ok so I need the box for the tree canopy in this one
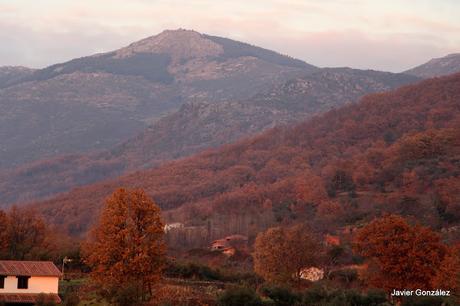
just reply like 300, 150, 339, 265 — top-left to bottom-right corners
353, 215, 447, 291
0, 207, 47, 260
84, 188, 166, 301
253, 224, 321, 284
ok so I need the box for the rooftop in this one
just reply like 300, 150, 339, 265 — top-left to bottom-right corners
0, 261, 61, 277
0, 293, 61, 304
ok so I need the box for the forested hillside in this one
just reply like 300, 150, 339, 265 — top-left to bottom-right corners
0, 66, 35, 88
2, 2, 459, 305
27, 73, 460, 243
0, 68, 418, 205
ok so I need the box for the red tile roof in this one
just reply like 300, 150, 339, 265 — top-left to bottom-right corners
0, 261, 61, 277
325, 234, 341, 246
0, 293, 61, 304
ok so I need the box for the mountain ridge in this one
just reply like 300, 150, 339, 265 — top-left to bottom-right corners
0, 67, 419, 205
0, 29, 314, 169
22, 73, 460, 239
405, 53, 460, 78
0, 66, 35, 88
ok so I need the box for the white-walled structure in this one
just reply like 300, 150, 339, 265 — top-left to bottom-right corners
0, 261, 61, 304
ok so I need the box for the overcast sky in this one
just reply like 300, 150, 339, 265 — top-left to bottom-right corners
0, 0, 459, 72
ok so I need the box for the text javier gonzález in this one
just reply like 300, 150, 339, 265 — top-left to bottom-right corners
391, 289, 450, 297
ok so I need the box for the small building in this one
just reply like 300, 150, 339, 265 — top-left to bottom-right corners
164, 222, 184, 233
299, 267, 324, 282
210, 234, 248, 252
324, 234, 341, 246
0, 261, 61, 305
222, 247, 236, 257
210, 240, 227, 251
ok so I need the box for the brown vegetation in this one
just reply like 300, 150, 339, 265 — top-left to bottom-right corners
432, 245, 460, 302
0, 207, 46, 260
353, 215, 447, 291
27, 73, 460, 250
253, 224, 321, 284
83, 188, 166, 302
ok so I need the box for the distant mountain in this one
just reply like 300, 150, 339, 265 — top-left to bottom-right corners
0, 66, 35, 88
0, 29, 314, 169
26, 73, 460, 240
112, 68, 419, 169
405, 53, 460, 78
0, 67, 419, 206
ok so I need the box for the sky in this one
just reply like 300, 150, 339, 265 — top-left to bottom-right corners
0, 0, 459, 72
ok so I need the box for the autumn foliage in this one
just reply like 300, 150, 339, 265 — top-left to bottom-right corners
83, 188, 166, 301
0, 207, 48, 260
26, 73, 460, 250
253, 224, 321, 284
353, 215, 447, 291
432, 245, 460, 301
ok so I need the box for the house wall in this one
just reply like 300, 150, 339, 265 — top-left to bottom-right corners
0, 276, 59, 294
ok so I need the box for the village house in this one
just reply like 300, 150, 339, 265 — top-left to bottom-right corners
163, 222, 184, 233
0, 261, 61, 305
324, 234, 341, 246
299, 267, 325, 282
222, 247, 236, 257
210, 234, 248, 255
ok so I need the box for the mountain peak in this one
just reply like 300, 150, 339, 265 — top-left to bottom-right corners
115, 28, 224, 61
157, 28, 200, 36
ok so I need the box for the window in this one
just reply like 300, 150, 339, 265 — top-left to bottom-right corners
17, 276, 30, 289
0, 275, 5, 289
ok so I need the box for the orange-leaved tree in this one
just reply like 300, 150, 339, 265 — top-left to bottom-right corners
84, 188, 166, 302
432, 245, 460, 302
353, 215, 447, 292
253, 223, 321, 284
0, 210, 8, 255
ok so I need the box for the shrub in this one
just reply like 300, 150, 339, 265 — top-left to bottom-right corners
165, 262, 222, 281
35, 294, 57, 306
224, 271, 263, 286
328, 290, 386, 305
302, 283, 330, 304
362, 289, 387, 305
103, 282, 144, 306
165, 261, 262, 285
303, 285, 388, 306
328, 268, 358, 284
402, 296, 450, 306
63, 291, 80, 306
260, 284, 301, 306
218, 286, 263, 306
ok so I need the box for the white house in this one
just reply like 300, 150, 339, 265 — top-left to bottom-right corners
299, 267, 324, 282
164, 222, 184, 233
0, 261, 61, 305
